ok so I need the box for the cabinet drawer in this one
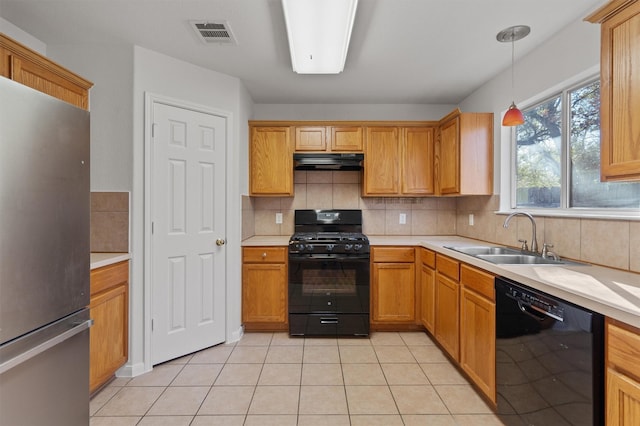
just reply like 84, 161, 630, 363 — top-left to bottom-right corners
460, 264, 494, 301
372, 246, 415, 263
243, 247, 286, 263
436, 254, 459, 281
90, 261, 129, 296
420, 248, 436, 268
608, 319, 640, 381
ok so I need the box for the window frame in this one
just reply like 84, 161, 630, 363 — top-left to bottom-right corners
500, 70, 640, 220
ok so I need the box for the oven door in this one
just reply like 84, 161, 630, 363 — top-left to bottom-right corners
288, 254, 369, 315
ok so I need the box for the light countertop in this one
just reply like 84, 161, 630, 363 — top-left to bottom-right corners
242, 234, 640, 328
91, 252, 131, 270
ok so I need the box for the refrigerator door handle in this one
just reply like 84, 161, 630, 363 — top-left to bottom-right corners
0, 319, 93, 374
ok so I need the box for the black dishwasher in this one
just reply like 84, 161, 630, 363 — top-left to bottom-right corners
495, 277, 604, 426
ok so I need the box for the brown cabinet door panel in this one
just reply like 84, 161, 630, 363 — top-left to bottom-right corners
372, 262, 415, 323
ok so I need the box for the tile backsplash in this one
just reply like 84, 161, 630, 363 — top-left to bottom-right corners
243, 171, 457, 237
456, 195, 639, 273
91, 191, 129, 252
244, 181, 639, 273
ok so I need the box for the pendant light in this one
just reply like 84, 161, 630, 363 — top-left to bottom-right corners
497, 25, 530, 126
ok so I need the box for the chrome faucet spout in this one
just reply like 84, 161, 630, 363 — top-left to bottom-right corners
503, 212, 538, 253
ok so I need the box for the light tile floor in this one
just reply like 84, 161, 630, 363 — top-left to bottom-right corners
90, 331, 505, 425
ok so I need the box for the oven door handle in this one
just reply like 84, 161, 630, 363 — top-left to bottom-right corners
320, 317, 339, 324
289, 254, 369, 261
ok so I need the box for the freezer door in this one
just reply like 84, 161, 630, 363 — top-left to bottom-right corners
0, 309, 91, 426
0, 78, 90, 344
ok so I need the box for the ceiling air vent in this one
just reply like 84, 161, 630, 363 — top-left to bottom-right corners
190, 21, 237, 45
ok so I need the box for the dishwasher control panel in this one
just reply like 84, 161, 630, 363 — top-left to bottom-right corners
504, 283, 565, 321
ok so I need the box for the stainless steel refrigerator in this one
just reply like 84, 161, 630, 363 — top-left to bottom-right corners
0, 77, 91, 425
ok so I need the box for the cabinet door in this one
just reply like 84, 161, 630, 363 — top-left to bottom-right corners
363, 127, 400, 195
607, 367, 640, 425
435, 273, 459, 360
599, 4, 640, 181
402, 127, 434, 195
437, 117, 460, 195
372, 262, 415, 323
242, 263, 287, 323
295, 126, 327, 151
460, 287, 496, 403
419, 261, 436, 333
331, 126, 363, 152
89, 283, 128, 392
249, 126, 293, 196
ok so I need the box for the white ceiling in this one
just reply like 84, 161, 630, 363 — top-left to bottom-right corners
0, 0, 605, 105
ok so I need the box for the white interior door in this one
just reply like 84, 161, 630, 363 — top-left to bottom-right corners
151, 101, 226, 365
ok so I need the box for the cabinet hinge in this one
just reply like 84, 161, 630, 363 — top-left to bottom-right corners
151, 318, 154, 331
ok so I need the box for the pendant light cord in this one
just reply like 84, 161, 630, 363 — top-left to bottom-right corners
511, 33, 515, 103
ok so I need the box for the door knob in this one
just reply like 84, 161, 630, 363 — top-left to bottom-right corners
216, 238, 226, 246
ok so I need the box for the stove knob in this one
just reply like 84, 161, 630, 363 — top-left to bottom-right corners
296, 243, 305, 251
344, 244, 353, 251
354, 244, 362, 251
327, 244, 335, 252
306, 245, 314, 251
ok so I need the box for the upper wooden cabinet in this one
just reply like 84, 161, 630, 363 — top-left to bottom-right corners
436, 109, 493, 195
586, 1, 640, 181
0, 33, 93, 110
295, 125, 363, 152
249, 125, 294, 196
363, 125, 435, 196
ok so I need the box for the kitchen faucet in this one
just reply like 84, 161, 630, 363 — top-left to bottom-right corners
503, 212, 538, 253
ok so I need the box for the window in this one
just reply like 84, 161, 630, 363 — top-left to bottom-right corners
513, 78, 640, 211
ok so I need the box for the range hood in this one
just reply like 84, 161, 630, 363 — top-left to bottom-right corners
293, 153, 364, 171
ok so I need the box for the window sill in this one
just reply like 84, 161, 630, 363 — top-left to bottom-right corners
496, 209, 640, 221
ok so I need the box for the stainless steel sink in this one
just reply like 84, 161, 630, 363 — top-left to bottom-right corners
444, 245, 585, 265
475, 253, 564, 265
445, 246, 522, 256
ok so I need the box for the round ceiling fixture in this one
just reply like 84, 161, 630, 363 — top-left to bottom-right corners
496, 25, 531, 43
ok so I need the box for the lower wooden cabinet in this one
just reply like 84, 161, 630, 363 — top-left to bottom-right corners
459, 264, 496, 404
242, 247, 287, 330
371, 247, 416, 325
606, 318, 640, 425
89, 260, 129, 393
419, 248, 436, 333
434, 254, 460, 361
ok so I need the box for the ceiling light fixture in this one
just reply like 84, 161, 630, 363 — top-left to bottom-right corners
282, 0, 358, 74
497, 25, 530, 126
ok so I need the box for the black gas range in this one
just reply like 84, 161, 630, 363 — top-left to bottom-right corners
288, 210, 370, 337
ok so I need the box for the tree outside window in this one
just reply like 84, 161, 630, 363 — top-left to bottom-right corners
514, 79, 640, 210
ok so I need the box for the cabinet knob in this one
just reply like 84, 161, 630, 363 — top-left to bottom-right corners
261, 252, 267, 258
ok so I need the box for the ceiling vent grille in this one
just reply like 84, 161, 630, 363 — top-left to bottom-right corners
190, 21, 237, 45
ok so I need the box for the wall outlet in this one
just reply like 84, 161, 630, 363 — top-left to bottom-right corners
275, 212, 283, 224
468, 213, 474, 226
399, 213, 407, 224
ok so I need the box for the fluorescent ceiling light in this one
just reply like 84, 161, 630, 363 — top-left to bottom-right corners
282, 0, 358, 74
